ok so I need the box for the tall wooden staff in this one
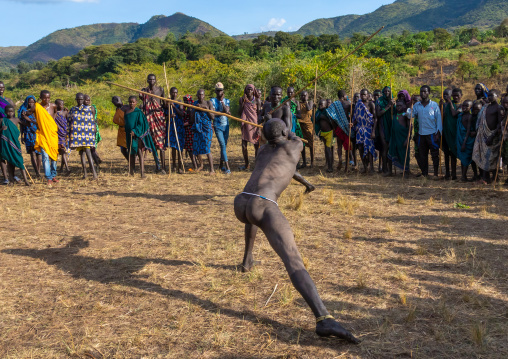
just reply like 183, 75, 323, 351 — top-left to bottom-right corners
391, 77, 396, 175
494, 119, 508, 184
402, 103, 414, 180
312, 65, 317, 161
163, 62, 185, 174
439, 65, 444, 175
346, 67, 354, 172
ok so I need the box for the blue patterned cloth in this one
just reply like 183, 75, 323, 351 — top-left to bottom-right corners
69, 105, 96, 148
354, 100, 377, 160
210, 97, 230, 131
192, 101, 213, 155
18, 95, 39, 152
456, 113, 475, 166
326, 100, 350, 134
169, 104, 185, 151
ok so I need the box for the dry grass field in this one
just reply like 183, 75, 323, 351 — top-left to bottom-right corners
1, 127, 507, 358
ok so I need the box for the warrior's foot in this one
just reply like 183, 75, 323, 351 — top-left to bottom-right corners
156, 169, 166, 175
336, 160, 342, 171
178, 168, 185, 174
460, 176, 468, 182
360, 167, 367, 174
141, 174, 147, 179
305, 184, 316, 194
382, 171, 393, 177
241, 260, 261, 272
297, 162, 307, 170
316, 318, 360, 344
206, 171, 216, 176
326, 167, 334, 173
24, 181, 31, 186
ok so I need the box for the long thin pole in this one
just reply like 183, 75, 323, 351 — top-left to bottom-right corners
108, 82, 263, 129
107, 81, 308, 144
25, 168, 35, 185
128, 133, 133, 176
402, 103, 414, 180
494, 119, 508, 184
269, 26, 385, 115
346, 67, 354, 172
391, 78, 396, 175
439, 65, 444, 176
163, 63, 185, 174
312, 65, 317, 162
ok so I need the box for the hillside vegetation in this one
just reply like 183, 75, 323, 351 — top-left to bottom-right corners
297, 0, 508, 37
6, 13, 225, 64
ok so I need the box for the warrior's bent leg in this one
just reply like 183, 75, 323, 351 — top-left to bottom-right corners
293, 171, 315, 193
242, 223, 259, 272
259, 208, 359, 344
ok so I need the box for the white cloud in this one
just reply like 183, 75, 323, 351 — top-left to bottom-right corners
260, 18, 286, 32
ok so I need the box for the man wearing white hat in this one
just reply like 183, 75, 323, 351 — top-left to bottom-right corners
210, 82, 231, 174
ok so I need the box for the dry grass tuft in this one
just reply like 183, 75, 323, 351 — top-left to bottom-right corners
426, 196, 435, 206
396, 195, 405, 204
471, 321, 488, 348
343, 229, 353, 240
338, 195, 358, 215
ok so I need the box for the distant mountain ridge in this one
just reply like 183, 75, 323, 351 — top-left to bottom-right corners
1, 1, 507, 67
4, 13, 225, 64
297, 0, 508, 37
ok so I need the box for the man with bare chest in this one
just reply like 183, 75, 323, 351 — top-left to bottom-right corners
140, 74, 167, 173
472, 89, 505, 183
234, 118, 358, 344
260, 87, 314, 191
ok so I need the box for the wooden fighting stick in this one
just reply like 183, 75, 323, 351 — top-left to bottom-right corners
493, 118, 508, 184
439, 65, 444, 176
402, 103, 414, 180
346, 67, 354, 173
163, 63, 185, 174
106, 82, 308, 144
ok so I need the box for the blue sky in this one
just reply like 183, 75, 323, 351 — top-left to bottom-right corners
1, 0, 394, 47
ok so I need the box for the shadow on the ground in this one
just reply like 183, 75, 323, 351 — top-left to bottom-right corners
2, 237, 356, 350
72, 190, 233, 205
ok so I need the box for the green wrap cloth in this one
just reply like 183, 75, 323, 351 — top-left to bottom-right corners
124, 108, 160, 166
443, 102, 458, 157
92, 104, 102, 144
1, 118, 25, 170
388, 113, 410, 171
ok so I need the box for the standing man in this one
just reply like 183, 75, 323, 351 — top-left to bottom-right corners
54, 99, 70, 175
296, 91, 314, 168
240, 84, 262, 170
441, 88, 462, 180
23, 90, 59, 186
68, 93, 97, 180
354, 89, 377, 173
192, 89, 215, 174
111, 96, 129, 161
413, 85, 442, 179
210, 82, 231, 174
140, 74, 167, 173
168, 87, 186, 174
282, 86, 300, 134
474, 83, 489, 105
376, 86, 396, 176
472, 89, 505, 184
327, 90, 351, 171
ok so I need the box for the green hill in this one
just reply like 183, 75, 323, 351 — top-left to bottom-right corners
297, 0, 508, 37
11, 13, 225, 64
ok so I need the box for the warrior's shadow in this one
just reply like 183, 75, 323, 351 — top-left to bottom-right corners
2, 237, 355, 348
